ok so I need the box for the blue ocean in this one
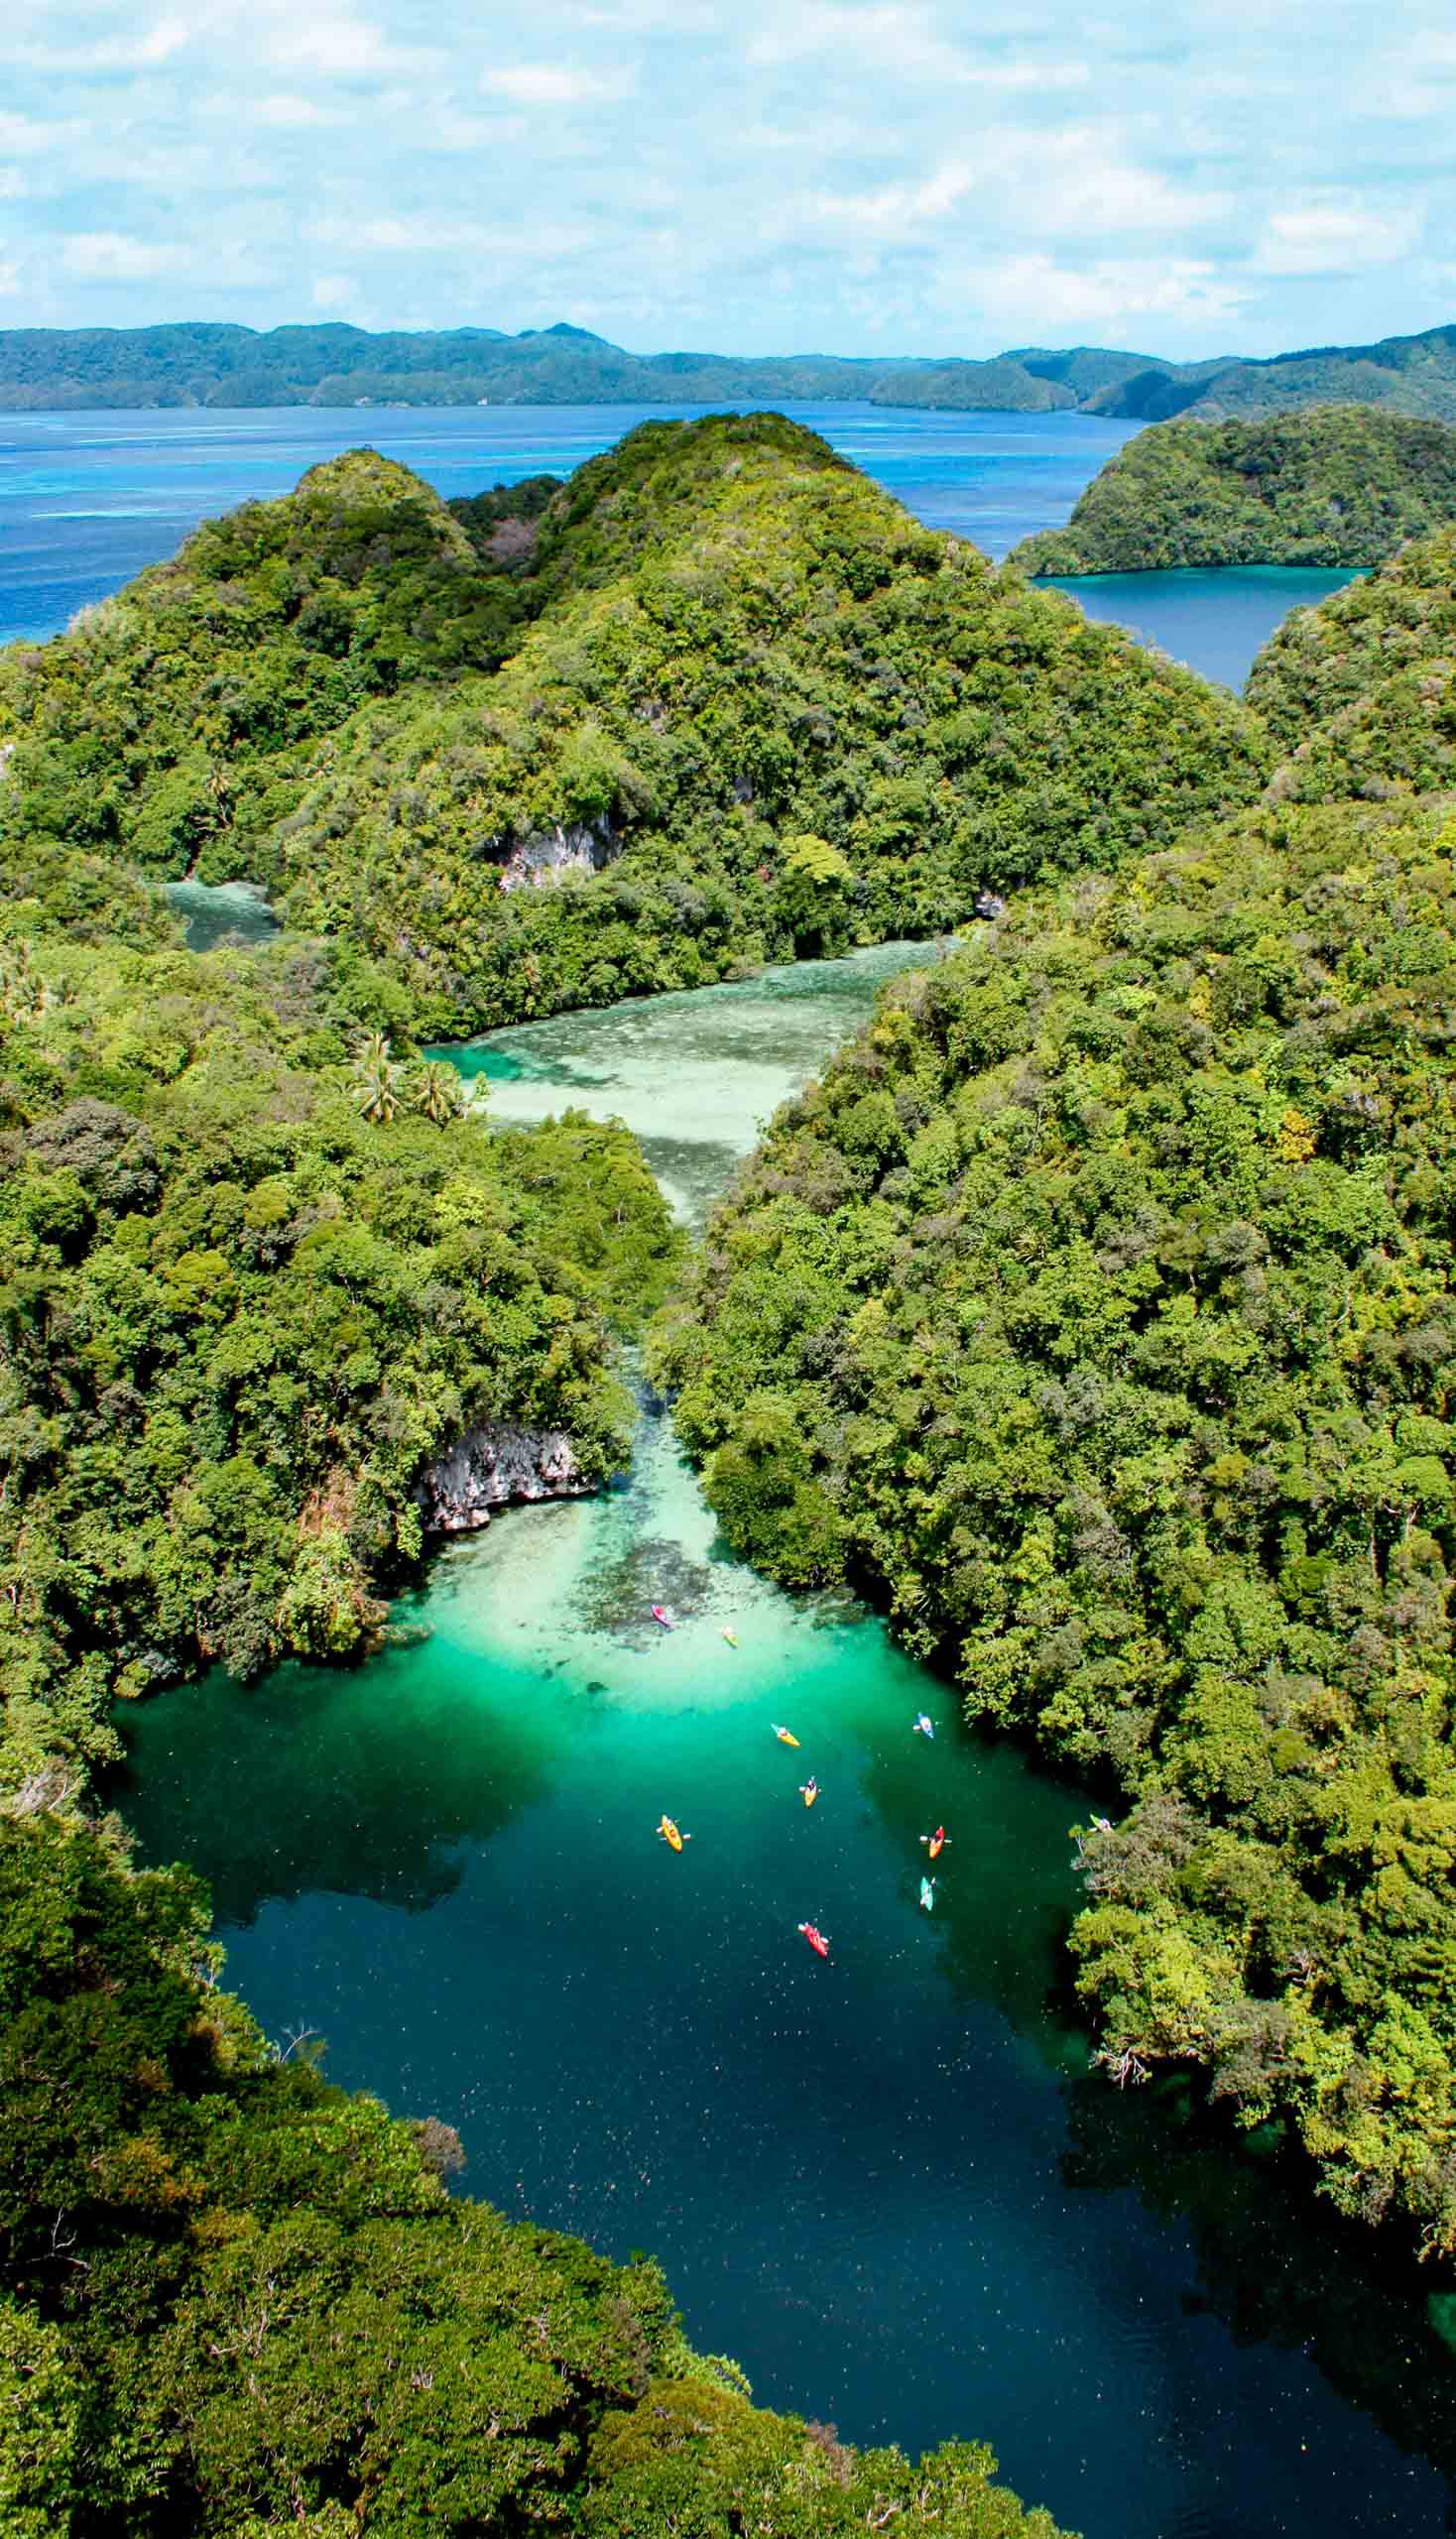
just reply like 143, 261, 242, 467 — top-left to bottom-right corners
0, 402, 1353, 686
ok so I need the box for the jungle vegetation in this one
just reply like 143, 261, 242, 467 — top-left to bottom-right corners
0, 909, 680, 1795
0, 1804, 1070, 2538
6, 403, 1456, 2522
0, 415, 1271, 1039
0, 449, 563, 894
653, 789, 1456, 2253
1011, 409, 1456, 576
1248, 522, 1456, 802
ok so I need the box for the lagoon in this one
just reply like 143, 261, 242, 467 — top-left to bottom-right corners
117, 946, 1456, 2539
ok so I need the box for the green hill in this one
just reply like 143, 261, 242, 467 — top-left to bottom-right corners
1248, 522, 1456, 799
867, 357, 1075, 412
654, 787, 1456, 2254
0, 449, 560, 886
0, 416, 1269, 1042
0, 917, 679, 1789
1011, 408, 1456, 575
0, 318, 939, 412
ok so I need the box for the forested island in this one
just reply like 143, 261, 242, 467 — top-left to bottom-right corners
6, 409, 1456, 2524
7, 311, 1456, 419
1010, 409, 1456, 574
0, 417, 1266, 1040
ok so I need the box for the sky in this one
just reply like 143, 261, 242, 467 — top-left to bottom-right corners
3, 0, 1454, 360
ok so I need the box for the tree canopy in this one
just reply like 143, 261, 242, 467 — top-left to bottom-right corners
0, 916, 679, 1797
1249, 521, 1456, 800
1012, 408, 1456, 577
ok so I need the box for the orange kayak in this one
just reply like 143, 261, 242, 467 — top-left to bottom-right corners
657, 1815, 688, 1852
921, 1826, 950, 1861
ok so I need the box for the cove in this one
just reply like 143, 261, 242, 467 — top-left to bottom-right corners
1048, 565, 1359, 694
116, 946, 1456, 2539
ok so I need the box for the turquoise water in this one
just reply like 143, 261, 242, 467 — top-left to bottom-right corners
118, 948, 1456, 2539
1051, 564, 1362, 693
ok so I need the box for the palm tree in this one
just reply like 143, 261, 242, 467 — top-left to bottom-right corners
410, 1060, 465, 1127
351, 1057, 404, 1124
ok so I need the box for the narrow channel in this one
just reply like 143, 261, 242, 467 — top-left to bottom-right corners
117, 945, 1456, 2539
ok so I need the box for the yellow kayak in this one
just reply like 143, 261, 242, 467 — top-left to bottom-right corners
773, 1724, 800, 1748
799, 1779, 819, 1808
722, 1627, 739, 1647
657, 1814, 688, 1852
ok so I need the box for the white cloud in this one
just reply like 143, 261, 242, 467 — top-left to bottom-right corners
253, 93, 347, 127
0, 0, 1452, 359
263, 14, 408, 75
311, 274, 355, 308
481, 62, 634, 105
0, 109, 85, 156
967, 250, 1254, 337
61, 231, 189, 280
812, 162, 974, 237
136, 17, 190, 63
808, 133, 1228, 249
1256, 200, 1421, 274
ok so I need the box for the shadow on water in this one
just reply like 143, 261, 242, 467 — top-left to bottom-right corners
114, 1599, 557, 1925
1062, 2071, 1456, 2504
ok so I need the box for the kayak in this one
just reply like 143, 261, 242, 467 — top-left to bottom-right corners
797, 1921, 830, 1958
921, 1826, 950, 1860
651, 1606, 673, 1629
919, 1875, 936, 1912
721, 1627, 738, 1647
657, 1815, 689, 1851
799, 1779, 819, 1808
912, 1713, 934, 1739
773, 1724, 800, 1748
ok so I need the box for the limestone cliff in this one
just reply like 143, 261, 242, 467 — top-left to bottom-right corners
414, 1424, 591, 1532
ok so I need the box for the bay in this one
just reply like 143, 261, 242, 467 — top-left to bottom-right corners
1050, 564, 1362, 694
0, 402, 1350, 687
117, 947, 1456, 2539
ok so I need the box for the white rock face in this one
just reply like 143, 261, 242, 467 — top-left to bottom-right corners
496, 816, 618, 894
413, 1424, 591, 1533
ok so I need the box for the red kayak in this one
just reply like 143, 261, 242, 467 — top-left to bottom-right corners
650, 1605, 672, 1629
796, 1921, 830, 1959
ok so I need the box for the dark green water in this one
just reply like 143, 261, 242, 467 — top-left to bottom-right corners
118, 945, 1456, 2539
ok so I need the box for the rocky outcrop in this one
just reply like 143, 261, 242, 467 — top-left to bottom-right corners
413, 1424, 592, 1533
496, 815, 618, 894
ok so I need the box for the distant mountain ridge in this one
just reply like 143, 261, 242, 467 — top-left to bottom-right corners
6, 314, 1456, 417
